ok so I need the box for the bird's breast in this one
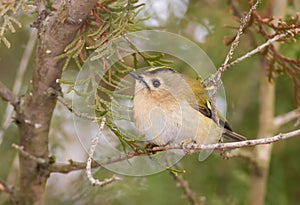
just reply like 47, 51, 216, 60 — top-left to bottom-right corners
132, 90, 222, 145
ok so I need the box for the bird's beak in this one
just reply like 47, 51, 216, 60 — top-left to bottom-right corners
129, 72, 143, 81
129, 72, 150, 90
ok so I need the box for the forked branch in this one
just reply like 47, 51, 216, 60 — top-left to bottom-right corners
0, 80, 18, 107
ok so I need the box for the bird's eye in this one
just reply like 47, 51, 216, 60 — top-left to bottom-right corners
152, 79, 161, 88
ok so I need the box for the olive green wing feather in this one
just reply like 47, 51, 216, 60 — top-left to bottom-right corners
183, 76, 246, 141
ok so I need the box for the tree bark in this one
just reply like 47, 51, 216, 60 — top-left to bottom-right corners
15, 1, 97, 204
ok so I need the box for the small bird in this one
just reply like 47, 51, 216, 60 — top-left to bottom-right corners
130, 67, 246, 146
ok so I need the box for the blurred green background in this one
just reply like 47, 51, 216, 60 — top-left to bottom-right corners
0, 1, 300, 204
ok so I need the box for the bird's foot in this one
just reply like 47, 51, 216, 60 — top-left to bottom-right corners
144, 142, 159, 155
180, 138, 195, 155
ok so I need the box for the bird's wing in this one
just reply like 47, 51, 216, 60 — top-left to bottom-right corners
194, 102, 246, 141
183, 76, 246, 141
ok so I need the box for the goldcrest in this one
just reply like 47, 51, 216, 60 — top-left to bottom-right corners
130, 67, 246, 146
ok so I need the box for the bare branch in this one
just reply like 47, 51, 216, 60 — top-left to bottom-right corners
170, 173, 202, 205
50, 150, 147, 173
225, 32, 295, 69
207, 0, 261, 124
55, 93, 103, 121
221, 148, 260, 173
12, 144, 47, 164
274, 109, 300, 127
155, 129, 300, 151
50, 128, 300, 174
0, 179, 18, 204
0, 81, 18, 106
0, 29, 37, 143
208, 0, 261, 86
218, 0, 261, 76
205, 29, 298, 127
228, 0, 258, 47
0, 180, 12, 195
50, 160, 99, 174
86, 117, 122, 187
13, 30, 37, 98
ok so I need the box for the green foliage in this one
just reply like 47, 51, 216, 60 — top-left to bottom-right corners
57, 1, 300, 204
56, 0, 145, 70
57, 1, 177, 154
0, 0, 34, 48
1, 1, 300, 205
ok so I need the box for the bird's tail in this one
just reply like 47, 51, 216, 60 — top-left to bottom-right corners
223, 129, 247, 141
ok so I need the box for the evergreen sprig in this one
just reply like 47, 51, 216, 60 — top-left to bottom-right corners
58, 1, 174, 152
0, 0, 28, 48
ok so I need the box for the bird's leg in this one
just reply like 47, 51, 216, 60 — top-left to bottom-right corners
180, 137, 195, 155
144, 142, 159, 155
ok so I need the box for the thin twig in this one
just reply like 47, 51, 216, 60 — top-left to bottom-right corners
274, 109, 300, 127
86, 117, 122, 187
218, 0, 261, 76
50, 159, 99, 173
0, 180, 12, 194
13, 30, 37, 98
154, 129, 300, 151
207, 0, 261, 124
225, 32, 293, 69
204, 30, 297, 125
53, 90, 103, 121
0, 81, 18, 106
12, 144, 47, 164
0, 30, 37, 143
122, 34, 155, 67
170, 173, 201, 205
0, 179, 17, 204
227, 0, 258, 48
49, 128, 300, 174
221, 148, 260, 173
50, 150, 145, 173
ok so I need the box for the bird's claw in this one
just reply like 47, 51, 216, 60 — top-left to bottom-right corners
180, 138, 195, 154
